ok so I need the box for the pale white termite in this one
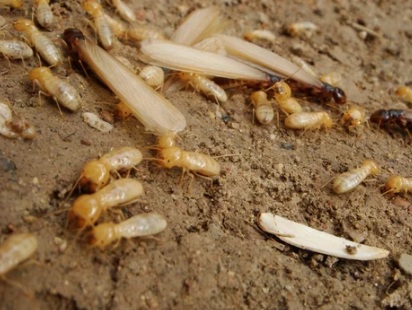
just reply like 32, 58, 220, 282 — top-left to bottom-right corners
243, 29, 276, 42
395, 85, 412, 104
0, 233, 38, 276
171, 6, 222, 46
156, 133, 221, 177
250, 91, 274, 125
340, 104, 366, 127
35, 0, 55, 29
0, 100, 36, 139
108, 0, 136, 22
28, 67, 81, 112
14, 19, 61, 66
0, 40, 33, 60
319, 72, 342, 87
83, 0, 115, 50
272, 81, 302, 114
64, 28, 186, 136
79, 146, 143, 192
139, 39, 269, 81
384, 175, 412, 194
178, 72, 228, 103
139, 65, 164, 89
332, 159, 380, 194
0, 0, 22, 8
284, 111, 332, 130
89, 212, 167, 249
286, 21, 319, 38
0, 101, 17, 138
83, 112, 113, 132
69, 178, 144, 228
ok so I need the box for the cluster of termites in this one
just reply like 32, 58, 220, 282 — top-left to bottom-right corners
1, 2, 412, 294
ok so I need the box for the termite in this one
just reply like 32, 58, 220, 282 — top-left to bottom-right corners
114, 101, 133, 120
0, 40, 33, 60
286, 21, 319, 38
0, 0, 22, 8
82, 112, 113, 132
243, 29, 276, 42
178, 72, 228, 103
332, 159, 380, 194
156, 133, 221, 177
272, 81, 302, 114
395, 85, 412, 104
82, 0, 115, 50
0, 100, 36, 139
214, 34, 346, 104
14, 19, 61, 66
78, 146, 142, 192
34, 0, 55, 30
384, 175, 412, 194
340, 104, 366, 127
89, 212, 167, 249
250, 90, 274, 125
63, 28, 186, 136
320, 72, 342, 87
28, 67, 81, 112
108, 0, 135, 22
0, 233, 38, 276
370, 109, 412, 134
284, 111, 332, 130
69, 178, 144, 228
139, 65, 164, 89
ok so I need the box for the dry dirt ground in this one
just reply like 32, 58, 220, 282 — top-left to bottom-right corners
1, 0, 412, 309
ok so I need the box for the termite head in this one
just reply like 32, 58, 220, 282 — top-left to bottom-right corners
69, 195, 101, 228
14, 19, 34, 31
157, 147, 182, 168
340, 105, 365, 127
250, 90, 267, 104
157, 133, 177, 149
79, 160, 110, 192
63, 28, 86, 50
7, 0, 22, 8
385, 176, 403, 194
363, 159, 380, 175
82, 0, 102, 15
28, 67, 51, 81
273, 81, 291, 102
88, 222, 116, 250
321, 82, 346, 104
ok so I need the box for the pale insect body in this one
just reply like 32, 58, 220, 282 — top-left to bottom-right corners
64, 28, 186, 136
140, 39, 269, 81
273, 81, 302, 114
179, 72, 228, 103
320, 72, 342, 87
0, 0, 22, 8
0, 40, 33, 60
0, 101, 17, 138
109, 0, 136, 22
243, 29, 276, 42
83, 112, 113, 132
0, 233, 38, 276
340, 104, 366, 127
35, 0, 55, 29
83, 0, 115, 50
28, 67, 81, 112
89, 212, 167, 249
69, 178, 144, 228
14, 19, 61, 66
332, 159, 380, 194
139, 66, 164, 88
395, 85, 412, 104
284, 111, 332, 130
157, 134, 221, 177
385, 175, 412, 194
250, 90, 274, 125
286, 21, 319, 38
79, 146, 143, 192
0, 101, 36, 139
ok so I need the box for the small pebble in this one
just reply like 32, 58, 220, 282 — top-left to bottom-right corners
398, 253, 412, 275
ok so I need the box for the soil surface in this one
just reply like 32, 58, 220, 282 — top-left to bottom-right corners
1, 0, 412, 309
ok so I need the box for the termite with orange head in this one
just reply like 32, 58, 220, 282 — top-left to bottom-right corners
82, 0, 115, 50
340, 104, 366, 128
395, 85, 412, 105
34, 0, 55, 30
178, 72, 228, 103
63, 28, 186, 136
28, 67, 81, 112
384, 175, 412, 195
79, 146, 143, 192
0, 40, 33, 60
14, 19, 61, 66
332, 159, 380, 194
107, 0, 135, 22
156, 133, 221, 178
286, 21, 319, 39
272, 81, 302, 114
250, 90, 274, 125
284, 111, 332, 130
69, 178, 144, 229
89, 212, 167, 250
0, 0, 22, 9
214, 34, 347, 104
0, 233, 38, 276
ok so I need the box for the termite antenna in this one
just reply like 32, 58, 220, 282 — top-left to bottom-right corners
65, 175, 82, 201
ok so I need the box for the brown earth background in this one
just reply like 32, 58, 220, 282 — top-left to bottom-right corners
1, 0, 412, 309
